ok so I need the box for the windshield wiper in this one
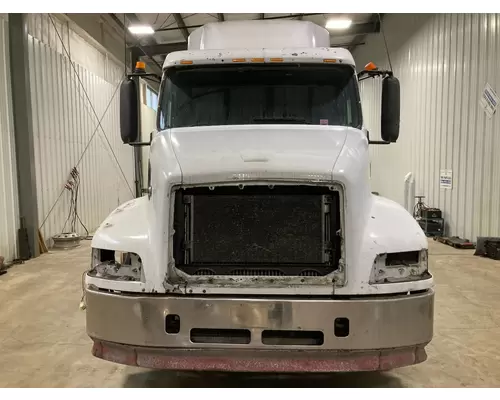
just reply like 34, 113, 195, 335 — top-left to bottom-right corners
252, 117, 311, 124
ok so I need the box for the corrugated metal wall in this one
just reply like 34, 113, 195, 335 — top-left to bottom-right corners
355, 13, 500, 241
0, 15, 20, 261
26, 14, 135, 243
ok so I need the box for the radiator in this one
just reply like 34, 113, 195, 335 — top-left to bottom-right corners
173, 186, 340, 276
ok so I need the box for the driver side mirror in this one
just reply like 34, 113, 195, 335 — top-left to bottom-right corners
120, 79, 139, 144
381, 75, 400, 143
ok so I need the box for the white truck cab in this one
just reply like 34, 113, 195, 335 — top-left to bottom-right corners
85, 20, 434, 372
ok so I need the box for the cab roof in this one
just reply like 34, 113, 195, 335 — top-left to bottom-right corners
163, 47, 356, 69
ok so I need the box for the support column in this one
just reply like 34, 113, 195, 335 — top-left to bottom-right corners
9, 14, 39, 258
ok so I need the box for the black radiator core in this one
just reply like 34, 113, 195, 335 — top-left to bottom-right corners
193, 194, 322, 264
173, 186, 340, 276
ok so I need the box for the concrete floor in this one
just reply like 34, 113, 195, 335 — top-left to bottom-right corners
1, 239, 500, 387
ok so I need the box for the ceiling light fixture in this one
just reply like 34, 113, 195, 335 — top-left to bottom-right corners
128, 25, 155, 35
325, 18, 352, 30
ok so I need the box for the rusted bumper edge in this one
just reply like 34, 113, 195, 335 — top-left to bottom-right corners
92, 340, 428, 373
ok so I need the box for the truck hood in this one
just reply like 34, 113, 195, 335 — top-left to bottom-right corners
169, 125, 350, 184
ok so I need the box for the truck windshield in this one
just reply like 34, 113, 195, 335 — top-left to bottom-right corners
158, 64, 362, 129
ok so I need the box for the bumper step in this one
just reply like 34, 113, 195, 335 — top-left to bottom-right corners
92, 340, 428, 372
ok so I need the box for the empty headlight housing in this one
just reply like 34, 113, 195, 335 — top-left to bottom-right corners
369, 249, 430, 284
88, 248, 143, 281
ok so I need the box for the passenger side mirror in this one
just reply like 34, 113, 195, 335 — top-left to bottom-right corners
381, 75, 400, 143
120, 79, 139, 144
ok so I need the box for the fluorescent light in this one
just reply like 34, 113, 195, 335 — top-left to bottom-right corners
128, 25, 155, 35
325, 18, 352, 30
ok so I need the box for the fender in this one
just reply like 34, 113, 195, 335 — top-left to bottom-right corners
367, 195, 428, 253
335, 195, 432, 295
90, 197, 158, 291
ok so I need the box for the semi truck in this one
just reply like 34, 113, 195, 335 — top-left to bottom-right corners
84, 19, 434, 372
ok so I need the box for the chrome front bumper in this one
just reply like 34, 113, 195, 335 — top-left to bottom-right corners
86, 288, 434, 372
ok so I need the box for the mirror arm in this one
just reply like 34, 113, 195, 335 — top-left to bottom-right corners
129, 141, 151, 147
127, 72, 161, 80
357, 69, 393, 80
369, 140, 391, 145
129, 130, 155, 147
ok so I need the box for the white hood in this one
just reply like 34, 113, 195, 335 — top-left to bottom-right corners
169, 125, 350, 185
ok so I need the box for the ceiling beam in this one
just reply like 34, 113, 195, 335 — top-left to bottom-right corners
130, 42, 187, 56
108, 13, 162, 74
346, 41, 366, 51
329, 21, 380, 38
155, 14, 324, 32
217, 13, 225, 22
263, 13, 322, 20
174, 13, 190, 41
347, 14, 382, 52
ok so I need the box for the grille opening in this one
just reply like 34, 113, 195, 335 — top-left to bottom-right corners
334, 317, 349, 337
262, 330, 324, 346
230, 269, 284, 276
190, 328, 251, 344
299, 269, 321, 277
173, 185, 342, 276
165, 314, 180, 334
386, 251, 420, 266
193, 269, 216, 276
178, 265, 330, 276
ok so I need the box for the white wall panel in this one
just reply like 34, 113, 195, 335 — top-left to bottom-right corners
27, 14, 134, 243
0, 15, 20, 261
355, 13, 500, 241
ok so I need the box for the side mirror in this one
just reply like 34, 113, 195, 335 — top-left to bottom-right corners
120, 79, 139, 144
381, 75, 400, 143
